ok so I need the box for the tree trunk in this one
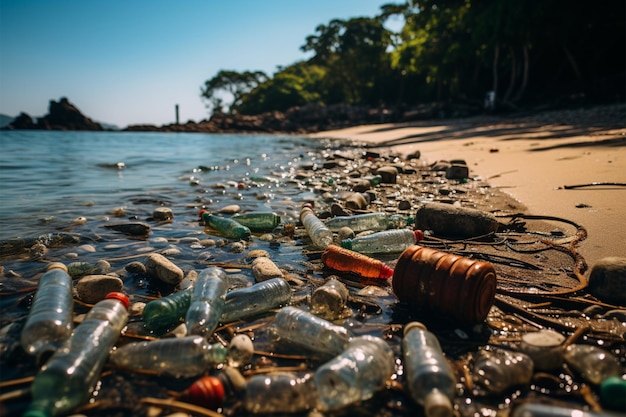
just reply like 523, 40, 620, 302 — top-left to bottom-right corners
492, 45, 500, 94
513, 44, 529, 102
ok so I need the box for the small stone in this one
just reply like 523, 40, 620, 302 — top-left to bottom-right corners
220, 204, 241, 214
161, 247, 182, 257
76, 275, 124, 304
248, 249, 270, 259
251, 257, 283, 282
397, 200, 411, 210
407, 150, 421, 160
104, 222, 151, 236
446, 164, 470, 180
588, 257, 626, 305
375, 166, 398, 184
153, 207, 174, 221
345, 193, 368, 210
228, 242, 246, 253
336, 227, 355, 242
228, 334, 254, 367
145, 253, 184, 285
126, 261, 147, 274
352, 179, 372, 192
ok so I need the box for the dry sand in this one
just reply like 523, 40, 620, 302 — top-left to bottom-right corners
311, 104, 626, 272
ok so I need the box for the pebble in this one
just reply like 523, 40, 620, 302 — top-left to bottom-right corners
152, 207, 174, 221
251, 257, 283, 282
104, 222, 151, 236
161, 247, 181, 257
228, 334, 254, 367
446, 163, 469, 179
220, 204, 241, 214
144, 253, 184, 285
375, 166, 398, 184
336, 227, 355, 242
228, 242, 246, 253
588, 257, 626, 305
248, 249, 270, 259
519, 329, 565, 371
126, 261, 147, 275
76, 274, 124, 304
345, 192, 368, 210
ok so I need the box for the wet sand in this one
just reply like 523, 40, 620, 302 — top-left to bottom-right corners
311, 104, 626, 271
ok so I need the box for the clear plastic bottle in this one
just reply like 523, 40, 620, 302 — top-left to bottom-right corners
20, 263, 74, 357
311, 277, 349, 319
324, 212, 392, 232
221, 277, 291, 323
322, 244, 394, 279
511, 402, 626, 417
23, 292, 129, 417
402, 322, 456, 417
563, 344, 623, 385
244, 372, 318, 414
314, 335, 395, 411
341, 229, 424, 254
472, 347, 534, 394
300, 203, 333, 249
185, 267, 229, 337
269, 306, 352, 359
142, 286, 193, 332
200, 210, 251, 239
109, 335, 227, 378
230, 212, 281, 232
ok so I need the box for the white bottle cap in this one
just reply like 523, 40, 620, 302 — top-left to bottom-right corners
424, 389, 453, 417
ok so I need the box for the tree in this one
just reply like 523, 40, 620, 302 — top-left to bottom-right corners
200, 70, 268, 115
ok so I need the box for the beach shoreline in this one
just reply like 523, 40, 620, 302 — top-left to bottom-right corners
311, 104, 626, 271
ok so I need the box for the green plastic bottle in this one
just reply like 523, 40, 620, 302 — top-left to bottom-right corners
230, 212, 281, 232
142, 287, 193, 332
200, 210, 251, 239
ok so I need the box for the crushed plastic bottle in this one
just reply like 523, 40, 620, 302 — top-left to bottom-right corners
563, 344, 623, 385
23, 292, 129, 417
324, 212, 413, 232
185, 267, 228, 337
269, 306, 352, 359
221, 277, 291, 323
20, 263, 74, 357
199, 210, 251, 239
315, 335, 395, 411
321, 245, 394, 279
244, 372, 318, 414
230, 212, 281, 232
341, 229, 424, 253
109, 335, 227, 378
142, 286, 192, 332
311, 277, 349, 319
472, 347, 534, 394
300, 203, 333, 249
402, 322, 456, 417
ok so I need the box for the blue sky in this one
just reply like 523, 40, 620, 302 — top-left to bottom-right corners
0, 0, 398, 128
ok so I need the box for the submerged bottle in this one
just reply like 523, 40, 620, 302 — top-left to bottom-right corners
472, 347, 534, 394
230, 212, 281, 232
300, 203, 333, 249
315, 335, 395, 411
563, 344, 623, 385
321, 245, 394, 279
21, 263, 74, 357
341, 229, 424, 253
200, 210, 251, 239
185, 267, 228, 337
402, 322, 456, 417
221, 277, 291, 323
109, 335, 227, 378
23, 292, 129, 417
142, 286, 193, 332
244, 372, 318, 414
269, 306, 352, 359
324, 212, 395, 232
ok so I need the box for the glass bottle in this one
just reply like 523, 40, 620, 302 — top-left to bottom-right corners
321, 244, 394, 279
221, 277, 291, 323
230, 212, 281, 232
109, 335, 227, 378
314, 335, 395, 411
563, 344, 623, 385
21, 263, 74, 357
244, 372, 318, 414
185, 267, 228, 337
200, 210, 251, 239
300, 203, 333, 249
472, 347, 534, 394
142, 286, 193, 332
23, 292, 129, 417
402, 322, 456, 417
341, 229, 424, 254
269, 306, 352, 359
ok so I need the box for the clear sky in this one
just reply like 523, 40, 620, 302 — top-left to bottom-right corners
0, 0, 397, 128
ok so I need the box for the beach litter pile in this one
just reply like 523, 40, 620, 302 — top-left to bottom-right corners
1, 141, 624, 417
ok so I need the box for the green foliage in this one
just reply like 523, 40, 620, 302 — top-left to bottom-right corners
200, 70, 268, 114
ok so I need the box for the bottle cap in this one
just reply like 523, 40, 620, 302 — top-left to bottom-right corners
424, 389, 453, 417
404, 321, 427, 336
379, 264, 394, 279
105, 292, 130, 310
199, 209, 210, 218
600, 376, 626, 411
340, 239, 352, 250
413, 230, 424, 242
187, 375, 225, 410
47, 262, 68, 273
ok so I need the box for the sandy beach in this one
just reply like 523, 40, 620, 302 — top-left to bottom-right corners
311, 104, 626, 271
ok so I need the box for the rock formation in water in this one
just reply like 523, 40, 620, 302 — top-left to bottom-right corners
4, 97, 103, 131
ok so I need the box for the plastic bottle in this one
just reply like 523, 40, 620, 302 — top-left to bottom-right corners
142, 286, 193, 332
511, 402, 626, 417
244, 372, 318, 414
23, 292, 129, 417
311, 277, 349, 319
199, 210, 251, 239
109, 335, 227, 378
472, 347, 534, 394
300, 203, 333, 249
341, 229, 424, 253
269, 306, 352, 359
314, 335, 395, 411
221, 277, 291, 323
20, 263, 74, 357
230, 212, 281, 232
185, 267, 229, 337
413, 202, 499, 238
402, 322, 456, 417
321, 245, 394, 279
563, 344, 623, 385
324, 212, 394, 232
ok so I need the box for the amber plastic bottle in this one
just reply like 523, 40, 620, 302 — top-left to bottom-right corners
321, 245, 394, 279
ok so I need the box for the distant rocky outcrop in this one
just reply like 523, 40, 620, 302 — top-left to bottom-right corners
3, 97, 103, 131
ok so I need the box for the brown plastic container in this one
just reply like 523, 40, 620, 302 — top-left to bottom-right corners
392, 245, 497, 324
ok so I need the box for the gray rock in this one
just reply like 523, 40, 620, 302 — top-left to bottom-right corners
588, 257, 626, 305
144, 253, 184, 285
251, 257, 283, 282
153, 207, 174, 221
76, 275, 123, 304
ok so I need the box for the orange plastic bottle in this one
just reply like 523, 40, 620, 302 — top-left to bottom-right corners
321, 245, 394, 279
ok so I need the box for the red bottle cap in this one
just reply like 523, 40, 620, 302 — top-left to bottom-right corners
105, 292, 130, 310
379, 264, 394, 279
199, 209, 209, 218
413, 229, 424, 242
